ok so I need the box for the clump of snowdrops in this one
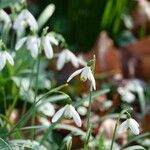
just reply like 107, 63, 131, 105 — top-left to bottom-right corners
0, 1, 144, 150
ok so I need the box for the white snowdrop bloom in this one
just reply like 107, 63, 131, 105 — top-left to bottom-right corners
13, 9, 38, 36
0, 51, 14, 70
57, 49, 79, 70
0, 9, 11, 29
117, 87, 135, 103
77, 55, 87, 66
52, 104, 82, 127
67, 66, 96, 90
77, 106, 87, 116
15, 35, 40, 58
42, 33, 58, 59
126, 79, 144, 93
118, 118, 140, 135
38, 102, 55, 117
38, 117, 51, 126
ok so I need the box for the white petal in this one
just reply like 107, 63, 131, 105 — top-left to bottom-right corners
67, 68, 83, 82
77, 55, 87, 66
64, 105, 72, 118
66, 50, 79, 68
16, 26, 25, 37
38, 102, 55, 117
128, 118, 140, 135
80, 66, 89, 81
52, 106, 66, 123
117, 120, 128, 134
13, 9, 38, 36
4, 52, 14, 66
0, 52, 6, 70
49, 35, 58, 45
26, 10, 38, 31
87, 68, 96, 90
27, 36, 39, 58
13, 11, 24, 30
70, 105, 82, 127
0, 9, 11, 28
43, 36, 53, 59
15, 37, 27, 50
57, 53, 65, 70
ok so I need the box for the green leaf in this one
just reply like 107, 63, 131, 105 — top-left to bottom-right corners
38, 4, 55, 30
98, 133, 106, 150
0, 138, 12, 150
123, 145, 145, 150
0, 0, 19, 9
8, 84, 68, 135
73, 89, 110, 107
0, 127, 9, 139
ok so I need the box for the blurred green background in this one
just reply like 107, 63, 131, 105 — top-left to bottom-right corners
28, 0, 131, 52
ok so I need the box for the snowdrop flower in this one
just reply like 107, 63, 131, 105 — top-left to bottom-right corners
13, 9, 38, 37
67, 66, 96, 90
57, 49, 79, 70
52, 104, 82, 127
126, 79, 144, 93
15, 35, 40, 58
0, 9, 11, 29
77, 55, 87, 66
118, 118, 140, 135
0, 51, 14, 70
39, 117, 51, 126
38, 102, 55, 117
118, 87, 135, 103
42, 33, 58, 59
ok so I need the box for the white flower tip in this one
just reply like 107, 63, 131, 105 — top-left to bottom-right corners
70, 105, 82, 127
67, 78, 70, 83
67, 68, 83, 83
77, 120, 82, 127
51, 106, 66, 123
51, 117, 56, 123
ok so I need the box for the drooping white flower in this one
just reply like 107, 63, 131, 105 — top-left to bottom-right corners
117, 87, 135, 103
38, 102, 55, 117
0, 9, 11, 29
52, 104, 82, 127
38, 117, 51, 126
15, 35, 40, 58
67, 66, 96, 90
13, 9, 38, 37
117, 79, 145, 103
126, 79, 144, 93
57, 49, 79, 70
0, 51, 14, 70
42, 33, 58, 59
118, 118, 140, 135
77, 55, 87, 66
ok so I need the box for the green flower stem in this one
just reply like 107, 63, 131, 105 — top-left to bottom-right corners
7, 84, 68, 138
84, 55, 96, 149
31, 56, 41, 139
22, 60, 35, 115
110, 121, 118, 150
1, 88, 7, 117
84, 90, 92, 150
86, 90, 92, 129
110, 110, 128, 150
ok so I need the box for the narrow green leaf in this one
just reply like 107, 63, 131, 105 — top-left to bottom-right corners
98, 133, 106, 150
101, 0, 113, 28
73, 89, 110, 107
0, 138, 12, 150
